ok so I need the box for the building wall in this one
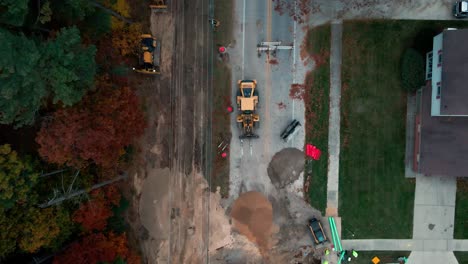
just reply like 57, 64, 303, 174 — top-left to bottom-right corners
430, 33, 443, 116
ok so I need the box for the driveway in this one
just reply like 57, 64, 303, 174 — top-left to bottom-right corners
413, 174, 457, 239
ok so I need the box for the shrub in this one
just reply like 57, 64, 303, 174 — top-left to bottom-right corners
401, 48, 425, 93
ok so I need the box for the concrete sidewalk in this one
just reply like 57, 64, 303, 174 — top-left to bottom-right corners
325, 21, 342, 219
342, 239, 468, 251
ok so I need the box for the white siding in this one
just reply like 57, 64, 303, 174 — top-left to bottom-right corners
431, 33, 443, 116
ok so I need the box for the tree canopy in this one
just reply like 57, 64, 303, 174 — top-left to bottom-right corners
0, 144, 38, 209
36, 85, 145, 168
0, 206, 72, 257
0, 0, 29, 26
0, 27, 96, 127
53, 232, 140, 264
42, 27, 97, 105
401, 48, 425, 92
73, 186, 121, 232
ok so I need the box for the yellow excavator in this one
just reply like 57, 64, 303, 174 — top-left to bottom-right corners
133, 34, 161, 75
149, 0, 168, 11
236, 80, 260, 139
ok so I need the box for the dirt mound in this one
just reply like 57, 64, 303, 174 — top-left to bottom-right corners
231, 192, 273, 252
267, 148, 304, 188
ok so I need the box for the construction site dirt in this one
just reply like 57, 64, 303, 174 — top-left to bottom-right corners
129, 0, 213, 262
128, 0, 326, 263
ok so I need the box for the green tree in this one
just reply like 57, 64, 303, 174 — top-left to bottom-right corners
401, 48, 425, 93
0, 0, 30, 26
50, 0, 95, 23
0, 144, 38, 209
0, 27, 96, 127
41, 27, 97, 105
0, 29, 46, 126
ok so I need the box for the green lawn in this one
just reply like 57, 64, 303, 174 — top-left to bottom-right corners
305, 24, 331, 215
350, 251, 410, 264
455, 179, 468, 239
209, 0, 234, 197
455, 252, 468, 264
339, 20, 468, 239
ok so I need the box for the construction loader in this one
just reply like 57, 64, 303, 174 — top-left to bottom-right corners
133, 34, 161, 75
149, 0, 168, 11
236, 80, 260, 139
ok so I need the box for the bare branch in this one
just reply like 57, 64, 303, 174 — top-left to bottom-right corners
38, 173, 128, 208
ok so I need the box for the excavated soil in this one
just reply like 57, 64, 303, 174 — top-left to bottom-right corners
231, 191, 274, 252
267, 148, 305, 188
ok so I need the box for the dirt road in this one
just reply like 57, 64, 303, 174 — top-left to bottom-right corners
132, 0, 218, 263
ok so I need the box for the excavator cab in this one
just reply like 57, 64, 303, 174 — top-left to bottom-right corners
236, 80, 260, 139
133, 34, 161, 74
237, 80, 258, 111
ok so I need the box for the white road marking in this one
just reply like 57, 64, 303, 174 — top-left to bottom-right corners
240, 139, 244, 157
242, 0, 246, 79
292, 0, 297, 122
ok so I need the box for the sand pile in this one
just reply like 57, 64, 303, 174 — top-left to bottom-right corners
231, 191, 273, 252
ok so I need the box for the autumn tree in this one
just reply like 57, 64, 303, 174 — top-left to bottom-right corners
36, 85, 145, 168
0, 205, 72, 257
53, 232, 140, 264
0, 207, 20, 257
18, 207, 65, 253
72, 185, 121, 232
0, 27, 96, 127
0, 144, 38, 209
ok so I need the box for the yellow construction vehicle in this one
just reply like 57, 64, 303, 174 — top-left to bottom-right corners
133, 34, 161, 75
149, 0, 168, 11
236, 80, 260, 139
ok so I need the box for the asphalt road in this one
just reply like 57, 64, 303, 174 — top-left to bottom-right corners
228, 0, 306, 201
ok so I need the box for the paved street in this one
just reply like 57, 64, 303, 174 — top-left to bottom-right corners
228, 0, 306, 201
223, 0, 467, 263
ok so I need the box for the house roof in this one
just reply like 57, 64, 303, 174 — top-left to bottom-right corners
419, 85, 468, 177
440, 29, 468, 115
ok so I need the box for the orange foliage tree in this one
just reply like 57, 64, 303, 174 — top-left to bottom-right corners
53, 232, 140, 264
73, 185, 121, 232
36, 85, 146, 168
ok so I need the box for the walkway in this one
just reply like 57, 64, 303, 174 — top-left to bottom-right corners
325, 21, 342, 220
342, 239, 468, 251
324, 20, 343, 264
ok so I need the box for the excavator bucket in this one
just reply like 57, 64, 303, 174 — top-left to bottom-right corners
150, 0, 168, 11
